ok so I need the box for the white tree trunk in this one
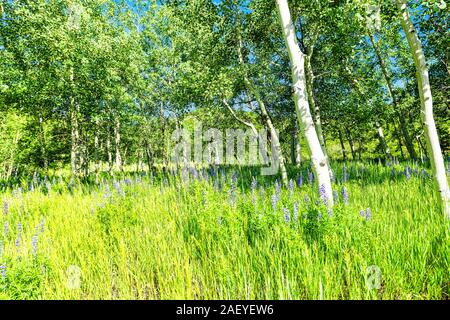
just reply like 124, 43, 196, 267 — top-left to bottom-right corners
376, 122, 392, 160
397, 0, 450, 218
237, 34, 288, 186
106, 128, 113, 174
305, 52, 328, 161
295, 132, 301, 166
69, 67, 80, 176
275, 0, 333, 206
114, 115, 122, 171
369, 33, 417, 159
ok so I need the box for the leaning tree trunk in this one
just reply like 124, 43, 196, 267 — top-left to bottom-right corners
344, 127, 357, 160
376, 121, 392, 160
369, 33, 417, 160
397, 0, 450, 218
338, 129, 348, 162
305, 48, 328, 161
237, 34, 288, 186
275, 0, 333, 206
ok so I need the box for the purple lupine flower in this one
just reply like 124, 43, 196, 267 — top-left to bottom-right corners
274, 180, 281, 201
296, 174, 303, 187
103, 184, 112, 199
327, 207, 333, 217
2, 201, 8, 216
366, 208, 371, 221
341, 186, 348, 204
251, 177, 257, 204
343, 165, 349, 182
150, 172, 154, 185
202, 190, 207, 206
288, 179, 294, 198
304, 194, 310, 206
307, 169, 314, 184
229, 178, 237, 207
18, 222, 22, 239
404, 167, 411, 180
420, 168, 427, 179
32, 234, 38, 256
46, 182, 52, 196
293, 201, 298, 222
319, 184, 328, 207
0, 265, 6, 280
283, 207, 290, 223
113, 181, 124, 196
360, 209, 365, 217
333, 190, 339, 203
125, 176, 132, 186
271, 194, 277, 212
391, 168, 396, 180
251, 176, 257, 191
3, 221, 8, 236
15, 238, 20, 249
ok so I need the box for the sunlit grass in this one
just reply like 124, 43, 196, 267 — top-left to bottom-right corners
0, 161, 448, 299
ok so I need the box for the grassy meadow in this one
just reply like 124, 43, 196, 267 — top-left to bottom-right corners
0, 161, 449, 300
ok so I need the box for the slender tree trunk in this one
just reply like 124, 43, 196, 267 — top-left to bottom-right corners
114, 115, 122, 172
222, 99, 258, 136
237, 33, 288, 185
38, 115, 48, 172
305, 49, 328, 161
94, 119, 100, 174
82, 135, 89, 176
295, 124, 301, 166
344, 127, 356, 160
376, 122, 392, 160
397, 0, 450, 218
275, 0, 333, 206
145, 143, 153, 172
338, 129, 347, 162
416, 134, 427, 160
290, 129, 296, 165
160, 103, 167, 170
369, 33, 417, 159
6, 131, 20, 179
394, 122, 405, 159
106, 126, 113, 175
357, 138, 363, 160
69, 67, 80, 176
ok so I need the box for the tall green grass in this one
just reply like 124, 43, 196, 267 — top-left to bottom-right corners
0, 161, 448, 299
